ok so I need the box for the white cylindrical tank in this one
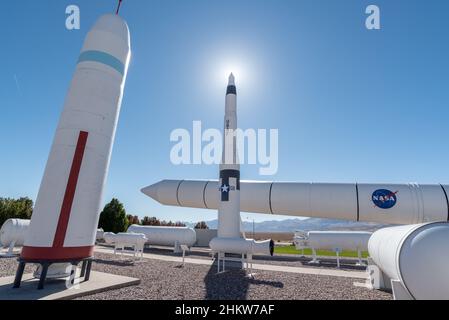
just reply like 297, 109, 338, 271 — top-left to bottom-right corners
0, 219, 30, 247
21, 14, 131, 261
306, 231, 372, 251
96, 228, 105, 241
142, 180, 449, 225
127, 225, 197, 247
209, 237, 274, 256
368, 222, 449, 299
103, 232, 147, 246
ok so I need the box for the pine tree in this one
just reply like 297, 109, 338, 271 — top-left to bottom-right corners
98, 198, 128, 233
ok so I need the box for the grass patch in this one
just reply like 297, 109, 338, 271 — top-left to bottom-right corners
274, 245, 369, 258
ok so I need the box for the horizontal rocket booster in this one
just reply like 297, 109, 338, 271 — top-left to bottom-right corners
142, 180, 449, 225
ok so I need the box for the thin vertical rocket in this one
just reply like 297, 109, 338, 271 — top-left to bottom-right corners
210, 74, 274, 256
217, 73, 241, 238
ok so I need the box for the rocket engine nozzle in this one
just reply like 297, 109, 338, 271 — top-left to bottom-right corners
269, 239, 275, 256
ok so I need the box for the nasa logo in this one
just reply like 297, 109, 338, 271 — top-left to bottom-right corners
372, 189, 398, 209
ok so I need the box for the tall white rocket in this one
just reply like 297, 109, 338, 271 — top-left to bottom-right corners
21, 14, 131, 261
217, 74, 241, 238
145, 75, 273, 257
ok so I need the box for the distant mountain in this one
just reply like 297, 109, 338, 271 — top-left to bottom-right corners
190, 218, 389, 232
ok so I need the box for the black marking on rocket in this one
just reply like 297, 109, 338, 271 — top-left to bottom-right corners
269, 182, 274, 214
176, 180, 184, 206
203, 181, 210, 209
440, 184, 449, 221
220, 169, 240, 202
226, 85, 236, 95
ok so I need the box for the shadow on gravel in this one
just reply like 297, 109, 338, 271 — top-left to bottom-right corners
203, 264, 283, 300
0, 256, 19, 260
312, 260, 366, 270
93, 258, 135, 267
247, 277, 283, 288
254, 255, 366, 271
141, 246, 212, 259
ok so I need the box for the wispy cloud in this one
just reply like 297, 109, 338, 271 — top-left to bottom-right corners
13, 74, 22, 96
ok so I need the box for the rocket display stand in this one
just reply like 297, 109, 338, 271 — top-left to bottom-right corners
13, 257, 93, 290
214, 252, 254, 276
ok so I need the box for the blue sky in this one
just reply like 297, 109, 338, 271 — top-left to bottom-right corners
1, 0, 449, 223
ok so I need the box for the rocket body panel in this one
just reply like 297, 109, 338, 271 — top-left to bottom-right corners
221, 91, 238, 169
22, 14, 130, 260
142, 180, 449, 225
270, 182, 357, 220
204, 180, 220, 208
177, 180, 209, 208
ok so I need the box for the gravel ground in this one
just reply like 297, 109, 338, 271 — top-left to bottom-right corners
0, 256, 35, 278
0, 253, 392, 300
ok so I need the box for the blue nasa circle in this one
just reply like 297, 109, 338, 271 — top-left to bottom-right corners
372, 189, 397, 209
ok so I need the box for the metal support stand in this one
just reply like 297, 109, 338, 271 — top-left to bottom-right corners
180, 244, 189, 267
13, 261, 26, 289
37, 263, 49, 290
12, 257, 93, 290
308, 248, 320, 264
217, 252, 226, 273
335, 250, 341, 269
8, 241, 16, 256
80, 260, 87, 277
215, 252, 253, 276
84, 259, 92, 282
245, 254, 254, 278
356, 249, 365, 266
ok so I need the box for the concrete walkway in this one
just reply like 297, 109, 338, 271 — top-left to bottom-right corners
94, 247, 368, 280
0, 271, 140, 300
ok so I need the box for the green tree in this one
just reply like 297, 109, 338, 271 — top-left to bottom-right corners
140, 217, 186, 227
127, 214, 140, 226
0, 197, 33, 226
141, 216, 160, 226
194, 221, 209, 229
98, 198, 128, 233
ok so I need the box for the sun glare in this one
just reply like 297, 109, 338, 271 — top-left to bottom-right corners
219, 63, 244, 85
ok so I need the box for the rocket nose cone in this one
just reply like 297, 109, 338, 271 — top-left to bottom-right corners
141, 184, 159, 200
92, 13, 130, 43
228, 73, 235, 86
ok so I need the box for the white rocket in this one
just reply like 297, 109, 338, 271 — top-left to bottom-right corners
217, 73, 240, 238
21, 13, 131, 262
208, 75, 273, 256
